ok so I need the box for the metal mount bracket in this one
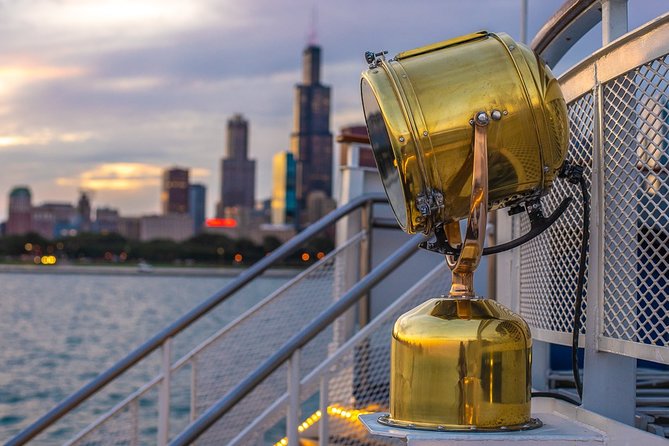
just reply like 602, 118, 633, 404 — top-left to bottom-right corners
419, 196, 572, 256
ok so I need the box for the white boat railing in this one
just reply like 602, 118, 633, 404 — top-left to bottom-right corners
226, 262, 450, 446
63, 231, 369, 446
497, 1, 669, 431
6, 193, 393, 446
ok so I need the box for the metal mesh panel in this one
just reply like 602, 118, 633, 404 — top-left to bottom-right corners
69, 402, 139, 446
518, 93, 593, 339
253, 263, 451, 446
191, 234, 365, 444
62, 233, 365, 445
602, 54, 669, 348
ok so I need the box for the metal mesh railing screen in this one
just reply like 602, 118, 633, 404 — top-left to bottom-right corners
64, 232, 366, 445
602, 54, 669, 348
249, 263, 451, 446
190, 233, 364, 445
518, 93, 593, 339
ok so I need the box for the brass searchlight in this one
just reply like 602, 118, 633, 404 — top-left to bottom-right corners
361, 31, 568, 431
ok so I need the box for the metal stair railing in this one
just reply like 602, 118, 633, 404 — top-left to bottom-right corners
227, 262, 451, 446
6, 192, 388, 446
168, 233, 427, 446
63, 229, 370, 446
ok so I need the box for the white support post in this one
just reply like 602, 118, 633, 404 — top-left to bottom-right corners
131, 399, 139, 446
358, 202, 371, 327
520, 0, 528, 44
581, 80, 636, 425
157, 338, 172, 446
601, 0, 628, 46
532, 340, 551, 391
190, 358, 197, 423
287, 350, 301, 446
318, 374, 329, 446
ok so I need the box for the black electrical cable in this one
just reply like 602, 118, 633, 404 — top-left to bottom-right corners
571, 175, 589, 400
531, 391, 580, 406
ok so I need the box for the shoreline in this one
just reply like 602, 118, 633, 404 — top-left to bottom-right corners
0, 263, 302, 278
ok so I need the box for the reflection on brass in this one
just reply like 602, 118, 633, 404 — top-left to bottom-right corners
361, 31, 568, 234
386, 298, 540, 431
447, 116, 489, 297
361, 31, 569, 432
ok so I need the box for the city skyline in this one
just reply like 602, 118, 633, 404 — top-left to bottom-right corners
0, 0, 666, 221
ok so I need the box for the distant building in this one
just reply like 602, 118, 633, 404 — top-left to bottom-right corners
140, 214, 194, 242
118, 217, 141, 240
6, 186, 32, 235
271, 151, 297, 226
188, 184, 206, 234
96, 207, 120, 234
305, 190, 336, 227
162, 167, 189, 214
77, 191, 92, 232
290, 44, 333, 227
217, 114, 256, 217
32, 203, 77, 239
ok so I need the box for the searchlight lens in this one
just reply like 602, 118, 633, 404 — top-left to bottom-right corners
361, 78, 407, 229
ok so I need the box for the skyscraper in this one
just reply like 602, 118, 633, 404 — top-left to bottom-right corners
217, 114, 256, 216
6, 186, 32, 235
290, 44, 333, 226
271, 151, 297, 226
162, 167, 189, 214
77, 191, 92, 232
188, 183, 206, 233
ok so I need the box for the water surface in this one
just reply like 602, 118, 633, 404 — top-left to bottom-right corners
0, 271, 290, 443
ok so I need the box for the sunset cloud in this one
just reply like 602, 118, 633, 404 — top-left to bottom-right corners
56, 163, 210, 191
0, 64, 86, 97
0, 131, 94, 148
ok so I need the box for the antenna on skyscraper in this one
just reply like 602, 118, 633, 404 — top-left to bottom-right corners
307, 4, 318, 46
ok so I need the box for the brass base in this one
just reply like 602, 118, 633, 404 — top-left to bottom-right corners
377, 413, 543, 432
389, 298, 534, 430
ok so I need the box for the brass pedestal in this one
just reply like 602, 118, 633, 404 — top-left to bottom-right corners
384, 297, 540, 431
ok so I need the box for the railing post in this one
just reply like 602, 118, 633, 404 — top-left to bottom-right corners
190, 358, 197, 423
358, 201, 372, 327
287, 350, 301, 446
131, 400, 139, 446
581, 77, 636, 425
318, 374, 329, 446
158, 338, 172, 446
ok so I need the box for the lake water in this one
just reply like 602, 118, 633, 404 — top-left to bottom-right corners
0, 270, 292, 444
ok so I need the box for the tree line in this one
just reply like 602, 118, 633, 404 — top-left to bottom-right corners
0, 232, 334, 266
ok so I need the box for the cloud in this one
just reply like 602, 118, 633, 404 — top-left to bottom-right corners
0, 130, 94, 148
56, 163, 162, 191
55, 162, 210, 191
0, 64, 86, 97
91, 76, 170, 92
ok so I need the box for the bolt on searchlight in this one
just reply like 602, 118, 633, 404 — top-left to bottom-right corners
361, 31, 570, 431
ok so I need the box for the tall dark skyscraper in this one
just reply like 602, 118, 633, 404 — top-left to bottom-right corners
162, 167, 189, 214
290, 44, 333, 225
217, 114, 256, 217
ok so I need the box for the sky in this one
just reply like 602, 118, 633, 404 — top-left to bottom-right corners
0, 0, 666, 221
